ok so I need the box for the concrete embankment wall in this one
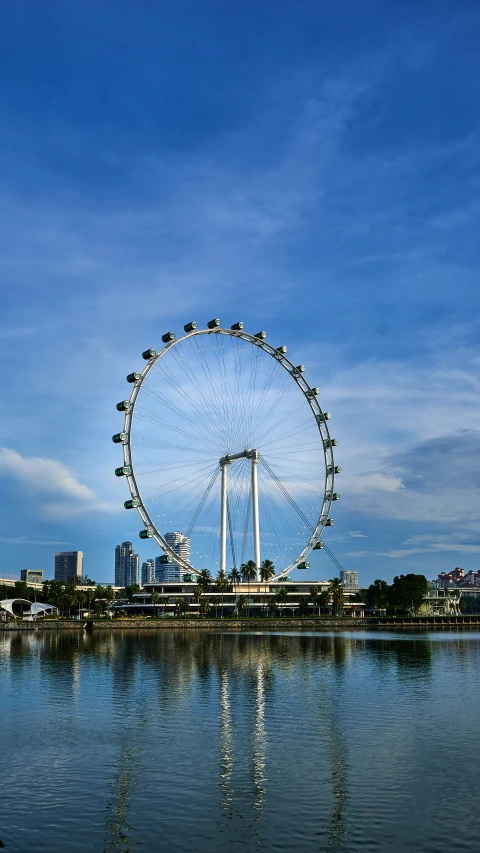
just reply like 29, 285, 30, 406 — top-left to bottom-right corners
2, 616, 480, 631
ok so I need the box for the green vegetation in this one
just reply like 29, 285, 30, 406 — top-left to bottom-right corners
362, 574, 429, 615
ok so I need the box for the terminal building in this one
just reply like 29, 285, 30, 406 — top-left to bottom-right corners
114, 578, 365, 618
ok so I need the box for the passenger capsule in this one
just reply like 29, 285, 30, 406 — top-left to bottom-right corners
316, 412, 331, 422
126, 372, 141, 383
142, 348, 157, 360
139, 528, 154, 539
182, 574, 194, 582
325, 518, 335, 526
276, 345, 287, 354
231, 322, 244, 331
313, 541, 324, 550
158, 554, 174, 563
115, 466, 131, 477
325, 492, 341, 501
112, 432, 127, 443
306, 387, 320, 398
323, 438, 339, 448
116, 400, 131, 412
297, 561, 310, 570
327, 465, 342, 475
162, 331, 176, 343
184, 321, 197, 333
207, 318, 221, 329
124, 498, 140, 509
255, 331, 267, 340
293, 365, 305, 374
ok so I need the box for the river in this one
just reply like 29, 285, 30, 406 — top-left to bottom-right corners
1, 630, 479, 852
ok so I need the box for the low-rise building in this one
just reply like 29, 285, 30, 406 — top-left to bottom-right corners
20, 569, 44, 584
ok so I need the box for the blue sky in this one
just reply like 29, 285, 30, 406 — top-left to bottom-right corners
0, 0, 479, 584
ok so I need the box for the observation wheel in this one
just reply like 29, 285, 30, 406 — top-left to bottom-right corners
113, 320, 340, 580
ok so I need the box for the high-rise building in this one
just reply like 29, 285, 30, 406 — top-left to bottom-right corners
154, 532, 191, 582
54, 552, 83, 584
20, 569, 44, 584
340, 570, 358, 590
141, 559, 155, 586
165, 531, 190, 564
115, 542, 140, 587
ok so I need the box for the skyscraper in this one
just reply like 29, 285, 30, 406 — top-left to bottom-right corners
340, 570, 358, 590
54, 552, 83, 584
141, 559, 155, 586
115, 542, 140, 588
154, 533, 191, 583
165, 531, 190, 564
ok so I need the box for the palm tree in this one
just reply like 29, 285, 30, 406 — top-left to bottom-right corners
176, 598, 190, 618
197, 569, 212, 618
275, 586, 288, 616
241, 561, 257, 616
236, 595, 247, 616
216, 569, 229, 619
309, 586, 319, 617
260, 560, 275, 616
328, 577, 344, 617
151, 590, 161, 618
199, 597, 211, 617
228, 567, 241, 604
193, 585, 202, 617
317, 589, 330, 616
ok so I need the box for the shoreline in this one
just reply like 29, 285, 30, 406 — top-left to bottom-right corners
2, 615, 480, 632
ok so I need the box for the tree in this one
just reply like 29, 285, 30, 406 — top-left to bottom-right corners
199, 597, 211, 617
241, 561, 257, 616
228, 567, 241, 594
328, 578, 344, 617
390, 574, 428, 614
193, 585, 203, 617
152, 590, 161, 618
176, 598, 190, 618
309, 586, 319, 616
216, 569, 229, 619
275, 586, 288, 615
298, 597, 310, 617
236, 595, 247, 616
197, 570, 212, 594
319, 589, 330, 615
364, 579, 390, 610
125, 584, 140, 602
260, 560, 275, 616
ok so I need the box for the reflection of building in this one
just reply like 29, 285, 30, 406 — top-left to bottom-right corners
141, 559, 155, 587
115, 542, 140, 587
54, 552, 83, 584
20, 569, 44, 584
340, 570, 358, 590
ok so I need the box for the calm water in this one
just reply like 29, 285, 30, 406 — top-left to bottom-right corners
1, 630, 480, 853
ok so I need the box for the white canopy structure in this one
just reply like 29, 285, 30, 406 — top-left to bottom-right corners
0, 599, 58, 618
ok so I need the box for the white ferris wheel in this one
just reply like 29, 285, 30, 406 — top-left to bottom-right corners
113, 319, 341, 581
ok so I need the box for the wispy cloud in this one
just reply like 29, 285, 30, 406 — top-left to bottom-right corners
0, 447, 115, 517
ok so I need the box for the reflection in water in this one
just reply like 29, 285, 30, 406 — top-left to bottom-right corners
102, 746, 141, 853
252, 659, 267, 817
2, 630, 480, 853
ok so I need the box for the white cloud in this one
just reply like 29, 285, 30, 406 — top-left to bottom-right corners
0, 447, 115, 517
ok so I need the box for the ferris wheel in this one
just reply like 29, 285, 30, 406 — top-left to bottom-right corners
113, 320, 341, 580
